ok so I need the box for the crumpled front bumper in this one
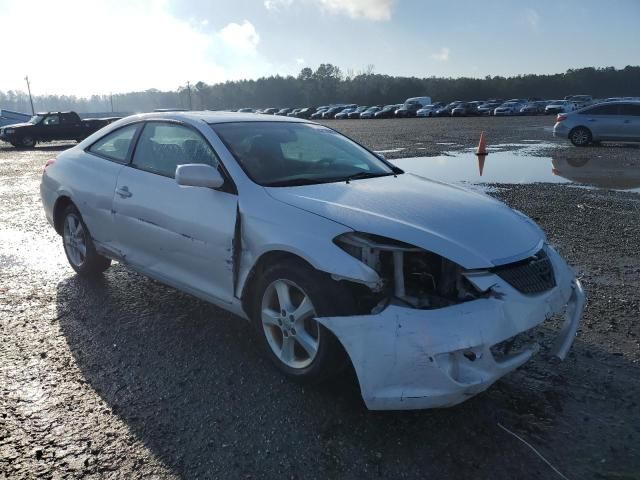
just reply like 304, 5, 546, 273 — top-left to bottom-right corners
316, 246, 585, 410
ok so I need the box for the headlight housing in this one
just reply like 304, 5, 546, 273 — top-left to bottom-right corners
4, 128, 15, 134
334, 232, 481, 309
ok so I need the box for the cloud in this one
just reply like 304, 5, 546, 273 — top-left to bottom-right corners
431, 47, 450, 62
317, 0, 395, 20
295, 58, 306, 65
526, 8, 540, 30
264, 0, 395, 21
264, 0, 293, 10
219, 20, 260, 53
0, 0, 270, 95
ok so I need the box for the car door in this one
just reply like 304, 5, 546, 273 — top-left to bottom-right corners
60, 113, 81, 140
112, 121, 238, 304
40, 114, 63, 141
82, 123, 141, 247
580, 104, 623, 139
618, 103, 640, 140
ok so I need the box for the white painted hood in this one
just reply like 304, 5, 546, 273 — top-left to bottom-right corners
266, 173, 544, 269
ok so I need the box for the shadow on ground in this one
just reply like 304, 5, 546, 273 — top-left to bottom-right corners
56, 265, 638, 479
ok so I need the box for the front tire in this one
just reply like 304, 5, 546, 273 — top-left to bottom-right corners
569, 127, 592, 147
251, 259, 355, 383
61, 205, 111, 276
19, 135, 36, 148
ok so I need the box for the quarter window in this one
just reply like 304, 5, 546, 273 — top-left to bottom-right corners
88, 124, 139, 164
132, 122, 220, 178
584, 105, 620, 115
619, 104, 640, 116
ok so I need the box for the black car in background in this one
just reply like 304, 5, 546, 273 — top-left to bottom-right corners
0, 111, 119, 148
394, 102, 424, 118
374, 104, 402, 118
359, 106, 382, 119
322, 105, 355, 119
295, 107, 317, 118
433, 102, 462, 117
477, 101, 504, 115
347, 106, 370, 118
310, 107, 328, 119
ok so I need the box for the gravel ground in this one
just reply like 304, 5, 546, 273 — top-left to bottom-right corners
1, 117, 639, 479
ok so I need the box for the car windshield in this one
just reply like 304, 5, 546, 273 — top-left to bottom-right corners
211, 121, 396, 187
29, 115, 43, 124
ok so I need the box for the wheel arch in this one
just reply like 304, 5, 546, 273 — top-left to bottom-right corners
52, 196, 75, 235
569, 125, 593, 139
240, 250, 316, 318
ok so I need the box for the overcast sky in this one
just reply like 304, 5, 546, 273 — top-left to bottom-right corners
1, 0, 638, 96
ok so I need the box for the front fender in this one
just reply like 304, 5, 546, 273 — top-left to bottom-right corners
236, 194, 381, 297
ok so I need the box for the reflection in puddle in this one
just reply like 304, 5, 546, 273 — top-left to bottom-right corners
392, 149, 640, 193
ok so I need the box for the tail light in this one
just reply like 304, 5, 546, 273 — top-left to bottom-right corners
556, 114, 567, 123
44, 158, 56, 171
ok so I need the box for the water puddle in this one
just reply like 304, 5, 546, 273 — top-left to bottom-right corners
391, 147, 640, 193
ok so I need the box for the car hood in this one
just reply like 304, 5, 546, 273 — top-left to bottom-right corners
1, 122, 32, 129
265, 173, 544, 269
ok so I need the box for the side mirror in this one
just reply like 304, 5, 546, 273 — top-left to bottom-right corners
376, 152, 386, 160
175, 164, 224, 189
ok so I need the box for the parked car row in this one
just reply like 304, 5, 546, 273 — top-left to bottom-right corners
223, 94, 638, 121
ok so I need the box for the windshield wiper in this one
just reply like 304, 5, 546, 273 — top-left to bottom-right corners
264, 177, 329, 187
342, 171, 396, 183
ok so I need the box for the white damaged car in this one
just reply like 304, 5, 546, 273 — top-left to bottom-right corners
41, 112, 585, 410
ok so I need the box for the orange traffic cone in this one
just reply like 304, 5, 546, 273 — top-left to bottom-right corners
476, 131, 487, 155
478, 155, 486, 176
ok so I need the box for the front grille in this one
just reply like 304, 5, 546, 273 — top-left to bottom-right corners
492, 249, 556, 294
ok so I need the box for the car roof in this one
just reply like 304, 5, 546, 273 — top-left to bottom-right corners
117, 111, 311, 125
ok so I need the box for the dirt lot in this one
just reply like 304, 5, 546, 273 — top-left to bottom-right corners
1, 116, 639, 479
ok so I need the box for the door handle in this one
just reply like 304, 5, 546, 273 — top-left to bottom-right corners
588, 118, 596, 122
116, 186, 132, 198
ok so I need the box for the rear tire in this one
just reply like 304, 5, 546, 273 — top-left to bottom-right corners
569, 127, 592, 147
61, 204, 111, 276
251, 258, 355, 383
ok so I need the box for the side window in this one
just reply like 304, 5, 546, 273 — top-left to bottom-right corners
43, 115, 60, 126
619, 104, 640, 116
88, 124, 139, 164
132, 122, 220, 178
585, 105, 620, 115
60, 113, 76, 124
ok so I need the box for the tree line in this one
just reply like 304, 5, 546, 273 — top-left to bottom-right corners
1, 65, 639, 114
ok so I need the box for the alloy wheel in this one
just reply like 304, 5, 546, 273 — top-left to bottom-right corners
63, 213, 87, 268
261, 279, 320, 369
571, 128, 590, 146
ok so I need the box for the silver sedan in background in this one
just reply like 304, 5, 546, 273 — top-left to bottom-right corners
553, 101, 640, 146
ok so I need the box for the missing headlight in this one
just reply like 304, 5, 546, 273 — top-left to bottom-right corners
334, 232, 482, 309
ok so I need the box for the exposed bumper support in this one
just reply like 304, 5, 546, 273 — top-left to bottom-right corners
316, 248, 585, 410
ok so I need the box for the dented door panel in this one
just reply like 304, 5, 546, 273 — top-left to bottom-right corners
112, 166, 238, 303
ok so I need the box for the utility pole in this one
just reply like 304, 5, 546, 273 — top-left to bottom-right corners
24, 76, 35, 115
186, 81, 193, 110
